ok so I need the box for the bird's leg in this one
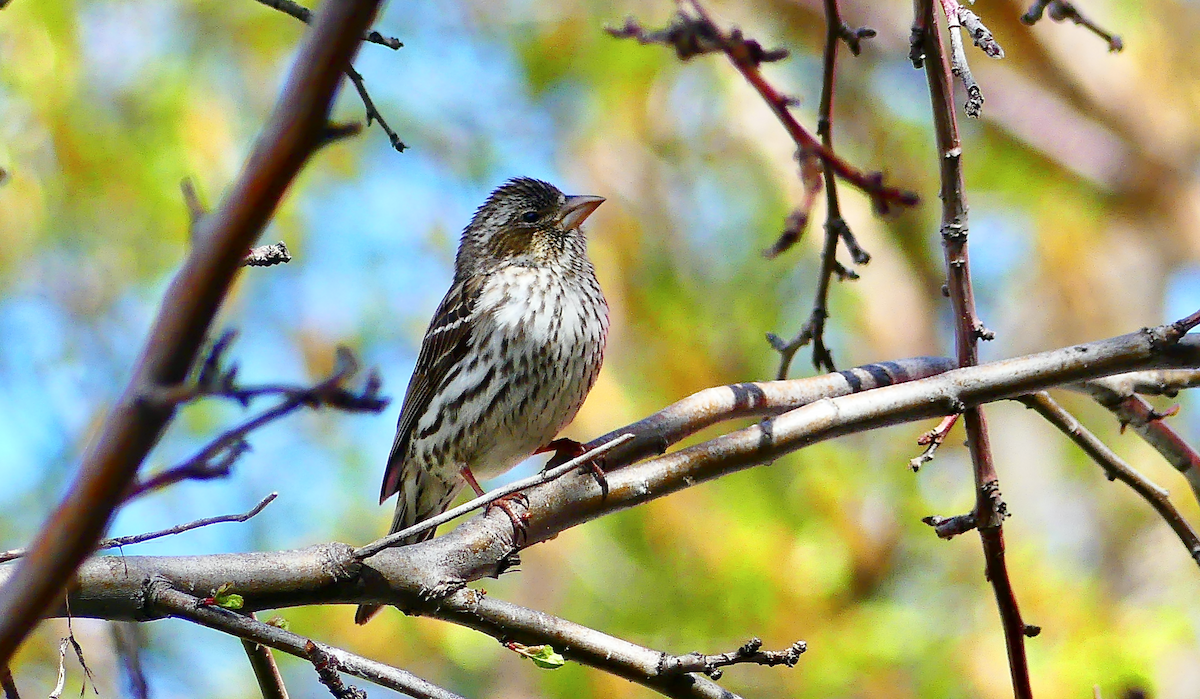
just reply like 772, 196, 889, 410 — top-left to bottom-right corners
536, 437, 608, 498
460, 466, 528, 544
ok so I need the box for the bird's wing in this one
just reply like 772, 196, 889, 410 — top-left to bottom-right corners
379, 276, 483, 503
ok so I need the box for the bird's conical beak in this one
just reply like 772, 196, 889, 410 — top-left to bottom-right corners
559, 195, 605, 231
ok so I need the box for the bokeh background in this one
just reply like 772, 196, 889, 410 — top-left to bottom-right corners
3, 0, 1200, 697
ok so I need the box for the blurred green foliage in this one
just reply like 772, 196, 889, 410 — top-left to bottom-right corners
3, 0, 1200, 698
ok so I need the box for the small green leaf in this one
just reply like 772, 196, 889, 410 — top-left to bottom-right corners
266, 616, 290, 630
212, 583, 244, 610
507, 642, 566, 670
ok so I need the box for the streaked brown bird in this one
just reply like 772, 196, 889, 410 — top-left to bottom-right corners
356, 177, 608, 624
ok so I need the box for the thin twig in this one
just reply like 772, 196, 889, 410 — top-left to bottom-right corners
921, 512, 977, 538
150, 585, 463, 699
1021, 0, 1123, 52
909, 413, 960, 471
0, 494, 276, 564
130, 349, 387, 499
253, 0, 402, 49
181, 178, 206, 241
110, 623, 150, 699
253, 0, 406, 151
354, 433, 635, 559
659, 638, 806, 680
306, 641, 366, 699
914, 0, 1031, 695
1019, 392, 1200, 567
344, 66, 406, 152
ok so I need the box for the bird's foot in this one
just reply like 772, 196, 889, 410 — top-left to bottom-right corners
460, 466, 530, 544
537, 437, 608, 498
486, 494, 530, 545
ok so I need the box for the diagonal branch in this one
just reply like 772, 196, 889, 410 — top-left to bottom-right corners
0, 0, 387, 666
1019, 392, 1200, 567
427, 590, 766, 699
252, 0, 407, 152
149, 585, 462, 699
354, 433, 636, 558
1074, 379, 1200, 506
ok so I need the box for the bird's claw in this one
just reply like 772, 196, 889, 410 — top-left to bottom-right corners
487, 494, 530, 545
538, 437, 609, 498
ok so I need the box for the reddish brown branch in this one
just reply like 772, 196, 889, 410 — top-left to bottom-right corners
0, 0, 386, 666
909, 413, 960, 471
913, 0, 1031, 696
1076, 381, 1200, 505
607, 6, 917, 215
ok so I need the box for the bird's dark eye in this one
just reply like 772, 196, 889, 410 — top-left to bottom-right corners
521, 211, 539, 223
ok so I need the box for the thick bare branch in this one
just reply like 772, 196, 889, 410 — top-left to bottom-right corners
0, 0, 387, 666
19, 330, 1200, 625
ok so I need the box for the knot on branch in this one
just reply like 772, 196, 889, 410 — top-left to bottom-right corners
838, 23, 877, 56
306, 641, 367, 699
922, 513, 978, 539
908, 25, 926, 68
958, 9, 1004, 58
243, 241, 293, 267
980, 479, 1009, 528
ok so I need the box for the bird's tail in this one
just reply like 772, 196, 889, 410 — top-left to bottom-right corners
355, 471, 462, 625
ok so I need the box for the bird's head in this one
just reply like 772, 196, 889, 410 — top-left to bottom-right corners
455, 177, 604, 278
